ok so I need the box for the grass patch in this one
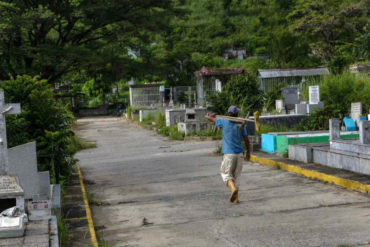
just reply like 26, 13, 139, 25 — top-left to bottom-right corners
86, 191, 109, 206
57, 215, 70, 246
194, 127, 222, 140
70, 135, 96, 153
275, 162, 281, 170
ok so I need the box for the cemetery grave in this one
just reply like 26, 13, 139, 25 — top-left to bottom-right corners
261, 130, 359, 155
310, 119, 370, 175
0, 90, 59, 246
177, 108, 209, 135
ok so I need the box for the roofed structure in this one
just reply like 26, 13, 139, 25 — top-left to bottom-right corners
257, 67, 329, 92
129, 83, 164, 107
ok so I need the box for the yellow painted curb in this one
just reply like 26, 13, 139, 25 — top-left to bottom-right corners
77, 163, 99, 247
250, 155, 370, 194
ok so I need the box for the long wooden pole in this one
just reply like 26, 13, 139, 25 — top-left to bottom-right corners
215, 115, 254, 123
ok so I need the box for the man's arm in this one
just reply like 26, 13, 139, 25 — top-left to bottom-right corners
243, 135, 251, 161
206, 112, 216, 124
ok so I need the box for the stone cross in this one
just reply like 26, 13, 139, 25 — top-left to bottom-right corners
185, 86, 192, 107
0, 90, 21, 175
359, 120, 370, 145
329, 119, 340, 141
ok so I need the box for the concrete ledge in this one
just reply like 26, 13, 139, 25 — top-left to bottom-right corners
250, 152, 370, 194
312, 146, 370, 175
289, 143, 329, 163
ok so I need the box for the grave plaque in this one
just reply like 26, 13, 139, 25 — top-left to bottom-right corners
282, 87, 298, 110
329, 119, 340, 141
351, 102, 362, 125
309, 86, 320, 104
359, 120, 370, 144
0, 176, 23, 195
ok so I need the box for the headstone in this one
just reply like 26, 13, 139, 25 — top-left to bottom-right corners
343, 117, 356, 131
282, 87, 299, 110
309, 86, 320, 104
306, 102, 324, 114
8, 142, 39, 199
215, 79, 222, 92
275, 100, 284, 113
329, 119, 340, 141
351, 102, 362, 125
185, 87, 192, 107
169, 87, 174, 107
295, 104, 307, 115
27, 200, 51, 221
359, 120, 370, 144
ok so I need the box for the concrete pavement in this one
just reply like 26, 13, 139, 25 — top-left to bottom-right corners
75, 117, 370, 247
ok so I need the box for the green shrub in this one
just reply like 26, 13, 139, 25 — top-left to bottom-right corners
296, 73, 370, 131
157, 126, 170, 136
256, 124, 291, 135
156, 112, 166, 127
169, 125, 184, 140
126, 106, 133, 119
57, 215, 70, 246
141, 113, 154, 125
3, 75, 75, 181
207, 73, 263, 116
195, 127, 222, 140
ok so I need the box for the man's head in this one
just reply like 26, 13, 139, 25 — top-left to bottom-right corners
228, 106, 240, 117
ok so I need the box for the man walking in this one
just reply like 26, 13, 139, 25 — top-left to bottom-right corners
206, 106, 250, 203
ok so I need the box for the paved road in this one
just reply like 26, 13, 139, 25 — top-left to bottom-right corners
75, 117, 370, 247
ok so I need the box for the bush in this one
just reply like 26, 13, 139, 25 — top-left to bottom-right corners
207, 73, 263, 116
141, 113, 154, 125
256, 124, 291, 135
296, 73, 370, 131
126, 106, 133, 119
168, 125, 185, 140
3, 75, 75, 181
156, 112, 166, 127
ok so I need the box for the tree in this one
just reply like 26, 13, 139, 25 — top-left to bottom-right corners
3, 75, 75, 180
0, 0, 174, 82
289, 0, 368, 72
207, 73, 263, 116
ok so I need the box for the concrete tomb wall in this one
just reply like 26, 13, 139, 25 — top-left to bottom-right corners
165, 109, 185, 127
311, 119, 370, 175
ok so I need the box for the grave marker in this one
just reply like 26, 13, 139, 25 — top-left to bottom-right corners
359, 120, 370, 145
351, 102, 362, 125
329, 119, 340, 141
309, 86, 320, 104
282, 87, 298, 110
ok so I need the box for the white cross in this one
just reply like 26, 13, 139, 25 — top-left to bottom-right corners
0, 90, 21, 175
184, 87, 193, 107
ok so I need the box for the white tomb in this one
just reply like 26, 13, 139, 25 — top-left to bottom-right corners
0, 90, 25, 238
